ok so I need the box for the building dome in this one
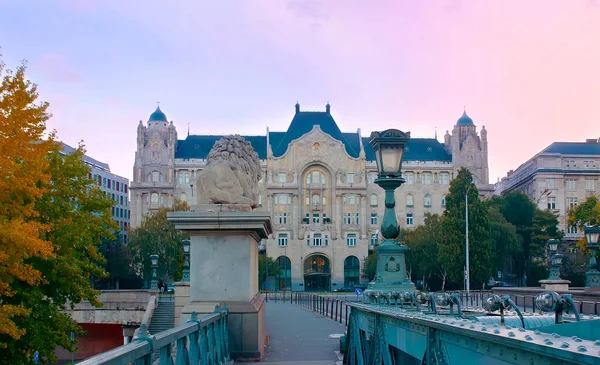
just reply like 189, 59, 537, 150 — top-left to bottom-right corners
456, 111, 474, 126
149, 106, 168, 122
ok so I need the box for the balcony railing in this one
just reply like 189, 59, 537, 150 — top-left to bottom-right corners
77, 305, 230, 365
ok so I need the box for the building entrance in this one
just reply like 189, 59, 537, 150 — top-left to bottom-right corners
304, 255, 331, 291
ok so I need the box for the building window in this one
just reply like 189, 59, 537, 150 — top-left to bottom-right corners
278, 233, 288, 247
368, 173, 377, 184
547, 197, 556, 210
322, 196, 327, 206
370, 194, 378, 207
151, 193, 159, 204
152, 171, 160, 182
344, 213, 351, 225
179, 170, 190, 184
566, 179, 577, 190
180, 193, 187, 203
370, 213, 378, 225
354, 213, 360, 225
441, 195, 446, 207
346, 173, 355, 184
279, 213, 287, 225
546, 179, 555, 189
406, 214, 413, 225
567, 197, 577, 210
405, 172, 414, 185
279, 172, 286, 183
313, 233, 323, 246
586, 179, 596, 191
370, 234, 378, 246
305, 196, 310, 205
567, 226, 578, 235
424, 194, 431, 207
440, 173, 450, 186
347, 233, 357, 246
275, 256, 292, 291
312, 213, 320, 223
423, 173, 432, 186
406, 194, 414, 207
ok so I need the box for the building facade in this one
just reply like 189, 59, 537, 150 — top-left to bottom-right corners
130, 104, 491, 291
495, 138, 600, 251
60, 143, 131, 243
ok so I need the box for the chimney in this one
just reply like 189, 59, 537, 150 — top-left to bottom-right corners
295, 102, 300, 114
326, 102, 331, 114
586, 138, 598, 144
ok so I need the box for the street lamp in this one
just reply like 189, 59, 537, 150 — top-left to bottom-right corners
465, 179, 474, 295
584, 225, 600, 288
150, 254, 159, 291
363, 129, 415, 302
182, 240, 190, 283
546, 239, 563, 280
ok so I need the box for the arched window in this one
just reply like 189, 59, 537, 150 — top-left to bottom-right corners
406, 194, 414, 207
312, 194, 320, 206
344, 256, 360, 287
151, 193, 159, 204
179, 193, 187, 203
275, 256, 292, 291
424, 194, 431, 207
370, 194, 378, 207
306, 174, 311, 184
152, 171, 160, 182
441, 195, 446, 207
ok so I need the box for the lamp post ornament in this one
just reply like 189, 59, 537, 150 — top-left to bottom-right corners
584, 225, 600, 288
363, 129, 415, 303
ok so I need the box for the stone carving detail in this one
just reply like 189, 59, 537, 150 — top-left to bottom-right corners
196, 135, 262, 208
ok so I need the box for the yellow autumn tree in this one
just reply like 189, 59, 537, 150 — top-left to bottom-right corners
0, 59, 55, 341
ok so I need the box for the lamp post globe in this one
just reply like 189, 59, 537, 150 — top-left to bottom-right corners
364, 129, 415, 302
150, 254, 159, 291
546, 239, 563, 281
182, 240, 191, 283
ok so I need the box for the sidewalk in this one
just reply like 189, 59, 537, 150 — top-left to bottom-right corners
260, 301, 347, 364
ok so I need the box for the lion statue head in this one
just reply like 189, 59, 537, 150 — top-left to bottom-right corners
196, 135, 262, 208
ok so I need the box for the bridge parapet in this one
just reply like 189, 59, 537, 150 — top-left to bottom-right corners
343, 296, 600, 365
68, 290, 155, 326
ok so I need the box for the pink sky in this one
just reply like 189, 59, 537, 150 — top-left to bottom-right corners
1, 0, 599, 183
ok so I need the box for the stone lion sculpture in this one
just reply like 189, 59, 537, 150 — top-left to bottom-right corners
196, 135, 261, 209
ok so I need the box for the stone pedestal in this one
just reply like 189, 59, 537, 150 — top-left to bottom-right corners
173, 281, 190, 326
364, 240, 415, 302
168, 210, 272, 361
585, 270, 600, 292
539, 279, 571, 292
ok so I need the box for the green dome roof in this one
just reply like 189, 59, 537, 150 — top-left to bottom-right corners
456, 111, 474, 126
149, 106, 168, 122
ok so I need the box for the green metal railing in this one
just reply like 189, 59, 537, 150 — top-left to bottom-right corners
77, 305, 230, 365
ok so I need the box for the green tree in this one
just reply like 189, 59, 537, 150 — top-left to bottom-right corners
361, 251, 377, 282
1, 142, 117, 364
531, 209, 563, 258
97, 239, 134, 289
128, 201, 190, 287
487, 190, 536, 285
258, 255, 282, 290
568, 195, 600, 252
439, 168, 492, 289
404, 214, 448, 290
487, 206, 522, 283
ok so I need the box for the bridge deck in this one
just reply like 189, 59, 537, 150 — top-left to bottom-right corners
247, 302, 346, 365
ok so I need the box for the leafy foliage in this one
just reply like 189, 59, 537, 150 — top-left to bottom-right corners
128, 201, 190, 286
568, 195, 600, 252
258, 255, 282, 289
487, 206, 522, 281
362, 250, 377, 282
0, 60, 55, 344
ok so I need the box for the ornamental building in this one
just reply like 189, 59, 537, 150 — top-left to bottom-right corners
130, 103, 492, 291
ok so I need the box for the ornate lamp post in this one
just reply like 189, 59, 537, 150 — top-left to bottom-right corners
584, 225, 600, 288
150, 254, 159, 291
547, 239, 563, 280
364, 129, 415, 303
182, 239, 191, 283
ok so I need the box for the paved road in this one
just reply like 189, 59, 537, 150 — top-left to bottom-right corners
262, 302, 346, 363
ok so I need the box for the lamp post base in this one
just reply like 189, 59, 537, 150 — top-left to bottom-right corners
538, 279, 570, 292
585, 269, 600, 290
